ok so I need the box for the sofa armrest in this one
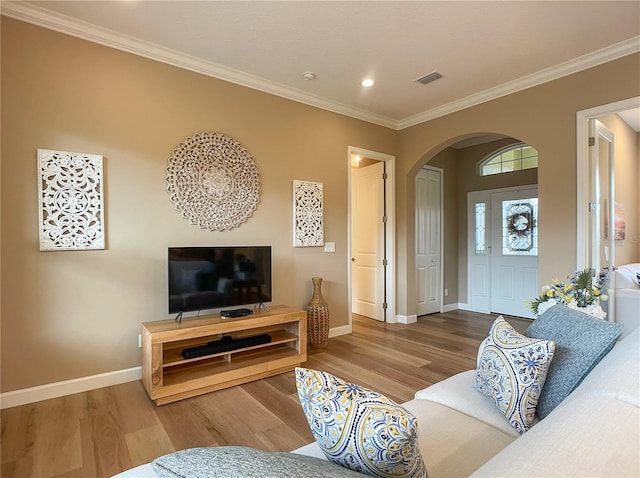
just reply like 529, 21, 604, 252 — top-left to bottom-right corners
614, 288, 640, 339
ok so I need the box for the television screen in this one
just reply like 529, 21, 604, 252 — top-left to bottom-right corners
168, 246, 272, 314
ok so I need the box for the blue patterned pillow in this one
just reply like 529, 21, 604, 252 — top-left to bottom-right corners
525, 304, 623, 418
474, 316, 555, 434
295, 367, 427, 478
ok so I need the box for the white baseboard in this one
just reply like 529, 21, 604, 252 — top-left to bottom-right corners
0, 322, 395, 409
329, 324, 352, 337
442, 303, 462, 312
0, 325, 354, 409
395, 314, 418, 324
457, 302, 472, 311
0, 366, 142, 410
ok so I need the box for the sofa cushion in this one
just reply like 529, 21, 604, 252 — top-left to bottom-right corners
295, 367, 427, 478
525, 304, 623, 418
474, 316, 555, 434
470, 397, 640, 477
151, 446, 363, 478
563, 327, 640, 407
293, 399, 517, 478
415, 370, 528, 437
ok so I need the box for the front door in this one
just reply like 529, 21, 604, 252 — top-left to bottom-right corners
489, 187, 538, 319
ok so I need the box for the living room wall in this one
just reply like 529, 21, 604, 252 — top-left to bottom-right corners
0, 18, 397, 392
396, 53, 640, 317
2, 16, 639, 395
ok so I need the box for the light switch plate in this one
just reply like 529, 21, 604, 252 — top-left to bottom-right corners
324, 242, 336, 253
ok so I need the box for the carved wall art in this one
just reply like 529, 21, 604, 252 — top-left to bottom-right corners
37, 149, 105, 251
166, 132, 261, 231
293, 180, 324, 247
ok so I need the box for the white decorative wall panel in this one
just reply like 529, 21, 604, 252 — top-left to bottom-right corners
293, 180, 324, 247
166, 132, 261, 231
37, 149, 105, 251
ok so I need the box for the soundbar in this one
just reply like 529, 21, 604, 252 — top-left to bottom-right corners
220, 308, 254, 318
182, 334, 272, 359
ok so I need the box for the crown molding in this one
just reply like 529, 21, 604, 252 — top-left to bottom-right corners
0, 1, 398, 129
2, 2, 639, 131
398, 36, 640, 130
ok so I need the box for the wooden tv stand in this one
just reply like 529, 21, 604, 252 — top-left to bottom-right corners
141, 305, 307, 405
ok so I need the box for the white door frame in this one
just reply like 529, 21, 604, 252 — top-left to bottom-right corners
576, 96, 640, 269
348, 146, 396, 325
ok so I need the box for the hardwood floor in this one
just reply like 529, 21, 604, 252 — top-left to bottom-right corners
1, 310, 530, 478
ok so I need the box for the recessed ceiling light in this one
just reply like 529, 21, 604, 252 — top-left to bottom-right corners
302, 72, 316, 81
361, 79, 375, 88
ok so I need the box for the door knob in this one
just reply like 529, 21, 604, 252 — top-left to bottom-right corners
352, 258, 356, 262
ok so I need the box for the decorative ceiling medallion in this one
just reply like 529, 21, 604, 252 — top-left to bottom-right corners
166, 132, 261, 231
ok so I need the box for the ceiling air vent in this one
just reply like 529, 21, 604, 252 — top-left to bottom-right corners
416, 72, 443, 85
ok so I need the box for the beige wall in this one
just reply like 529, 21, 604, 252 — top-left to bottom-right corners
2, 16, 640, 393
397, 53, 640, 316
598, 114, 639, 264
0, 18, 397, 391
426, 149, 458, 305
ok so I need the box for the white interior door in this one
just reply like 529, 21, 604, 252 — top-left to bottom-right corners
351, 161, 385, 321
489, 187, 538, 319
415, 168, 442, 315
589, 119, 616, 320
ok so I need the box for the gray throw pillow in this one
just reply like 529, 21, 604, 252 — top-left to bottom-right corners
525, 304, 623, 418
151, 446, 364, 478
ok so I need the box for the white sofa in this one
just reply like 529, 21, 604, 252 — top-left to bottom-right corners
613, 263, 640, 339
295, 326, 639, 477
115, 326, 639, 478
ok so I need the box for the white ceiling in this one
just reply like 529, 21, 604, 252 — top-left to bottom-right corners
2, 1, 640, 129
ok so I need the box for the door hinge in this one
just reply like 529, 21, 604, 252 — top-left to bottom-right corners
382, 172, 388, 180
382, 215, 387, 223
588, 136, 595, 147
589, 202, 597, 212
382, 302, 388, 310
382, 259, 388, 266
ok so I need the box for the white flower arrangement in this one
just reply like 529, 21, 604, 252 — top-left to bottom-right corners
528, 269, 608, 319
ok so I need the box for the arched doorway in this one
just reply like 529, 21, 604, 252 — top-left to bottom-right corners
416, 133, 540, 319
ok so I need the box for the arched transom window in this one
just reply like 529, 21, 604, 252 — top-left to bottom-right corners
479, 143, 538, 176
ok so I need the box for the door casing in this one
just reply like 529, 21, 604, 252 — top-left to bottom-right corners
576, 96, 640, 269
347, 146, 396, 325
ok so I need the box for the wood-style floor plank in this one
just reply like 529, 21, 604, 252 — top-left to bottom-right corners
0, 311, 530, 478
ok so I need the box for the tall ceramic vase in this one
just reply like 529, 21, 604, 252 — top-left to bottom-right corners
306, 276, 330, 349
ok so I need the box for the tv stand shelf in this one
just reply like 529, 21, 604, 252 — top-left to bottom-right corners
141, 305, 307, 405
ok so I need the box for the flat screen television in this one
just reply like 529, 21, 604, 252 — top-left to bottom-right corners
168, 246, 272, 315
